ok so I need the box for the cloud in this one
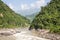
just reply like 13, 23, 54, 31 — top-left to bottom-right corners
20, 0, 46, 10
30, 3, 35, 8
35, 0, 46, 8
20, 4, 30, 10
8, 3, 14, 10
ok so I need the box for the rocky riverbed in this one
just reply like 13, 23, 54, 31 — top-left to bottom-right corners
0, 28, 50, 40
31, 29, 60, 40
0, 28, 60, 40
0, 28, 21, 36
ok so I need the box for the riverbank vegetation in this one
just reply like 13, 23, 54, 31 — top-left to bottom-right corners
30, 0, 60, 34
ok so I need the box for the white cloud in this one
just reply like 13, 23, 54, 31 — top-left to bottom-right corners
35, 0, 46, 8
20, 0, 46, 10
30, 3, 35, 8
8, 3, 14, 10
20, 4, 30, 10
31, 0, 46, 8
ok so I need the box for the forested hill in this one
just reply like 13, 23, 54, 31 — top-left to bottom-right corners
0, 0, 29, 28
30, 0, 60, 34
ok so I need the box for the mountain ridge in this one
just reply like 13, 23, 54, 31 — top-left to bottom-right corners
30, 0, 60, 34
0, 0, 29, 28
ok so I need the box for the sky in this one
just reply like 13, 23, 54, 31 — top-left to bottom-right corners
2, 0, 51, 16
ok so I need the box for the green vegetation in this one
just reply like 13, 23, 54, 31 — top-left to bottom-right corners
0, 0, 30, 28
30, 0, 60, 34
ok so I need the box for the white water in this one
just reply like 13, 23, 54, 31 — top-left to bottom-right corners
0, 28, 50, 40
13, 30, 50, 40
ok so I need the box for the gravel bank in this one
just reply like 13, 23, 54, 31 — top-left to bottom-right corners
30, 29, 60, 40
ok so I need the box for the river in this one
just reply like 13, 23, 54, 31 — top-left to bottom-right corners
0, 28, 50, 40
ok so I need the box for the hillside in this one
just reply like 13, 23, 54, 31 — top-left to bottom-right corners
0, 0, 29, 28
30, 0, 60, 34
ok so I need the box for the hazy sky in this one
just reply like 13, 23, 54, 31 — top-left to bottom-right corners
2, 0, 51, 16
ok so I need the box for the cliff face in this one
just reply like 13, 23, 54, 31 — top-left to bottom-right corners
30, 0, 60, 33
0, 0, 29, 28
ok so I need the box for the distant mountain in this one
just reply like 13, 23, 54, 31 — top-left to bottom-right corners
30, 0, 60, 33
25, 13, 38, 22
16, 8, 40, 16
0, 0, 29, 28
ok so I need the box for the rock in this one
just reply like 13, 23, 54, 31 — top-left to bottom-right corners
0, 31, 13, 36
0, 29, 16, 36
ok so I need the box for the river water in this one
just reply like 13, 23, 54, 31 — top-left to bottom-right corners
0, 28, 50, 40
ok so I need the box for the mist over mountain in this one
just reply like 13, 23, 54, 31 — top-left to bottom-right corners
25, 12, 39, 22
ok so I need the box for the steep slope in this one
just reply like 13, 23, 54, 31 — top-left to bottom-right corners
0, 0, 29, 28
30, 0, 60, 33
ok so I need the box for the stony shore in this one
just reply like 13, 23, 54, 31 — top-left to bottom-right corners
0, 28, 21, 36
31, 29, 60, 40
0, 28, 60, 40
